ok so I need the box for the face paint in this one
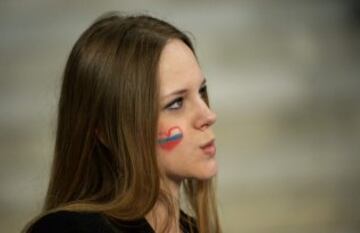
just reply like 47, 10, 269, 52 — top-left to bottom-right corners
158, 126, 183, 151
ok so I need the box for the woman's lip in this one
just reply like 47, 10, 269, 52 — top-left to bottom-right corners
200, 139, 216, 156
200, 139, 215, 148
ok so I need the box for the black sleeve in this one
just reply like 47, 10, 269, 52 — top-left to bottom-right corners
28, 211, 113, 233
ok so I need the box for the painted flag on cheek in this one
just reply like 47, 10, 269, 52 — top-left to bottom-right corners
158, 127, 183, 151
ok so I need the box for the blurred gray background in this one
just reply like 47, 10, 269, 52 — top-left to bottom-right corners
1, 0, 359, 233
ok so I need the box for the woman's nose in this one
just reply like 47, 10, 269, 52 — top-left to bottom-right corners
195, 101, 217, 131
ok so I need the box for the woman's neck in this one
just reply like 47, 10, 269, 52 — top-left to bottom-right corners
145, 178, 182, 233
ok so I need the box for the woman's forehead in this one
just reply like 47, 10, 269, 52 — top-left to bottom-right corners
158, 39, 203, 97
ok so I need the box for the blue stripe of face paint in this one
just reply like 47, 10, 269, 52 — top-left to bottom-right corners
158, 133, 183, 144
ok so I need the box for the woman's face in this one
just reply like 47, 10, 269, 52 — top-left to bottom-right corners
156, 39, 217, 182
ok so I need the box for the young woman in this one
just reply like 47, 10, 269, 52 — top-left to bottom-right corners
25, 12, 222, 233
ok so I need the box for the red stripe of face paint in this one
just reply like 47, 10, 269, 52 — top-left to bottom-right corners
158, 126, 183, 151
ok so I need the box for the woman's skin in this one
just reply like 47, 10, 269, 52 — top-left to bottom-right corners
146, 39, 217, 232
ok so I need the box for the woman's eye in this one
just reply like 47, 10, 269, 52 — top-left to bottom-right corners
165, 97, 183, 110
199, 85, 207, 100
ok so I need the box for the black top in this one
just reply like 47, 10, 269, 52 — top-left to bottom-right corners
28, 210, 198, 233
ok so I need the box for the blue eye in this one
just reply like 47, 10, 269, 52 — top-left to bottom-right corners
165, 97, 183, 110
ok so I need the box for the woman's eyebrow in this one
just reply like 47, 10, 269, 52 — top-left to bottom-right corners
163, 78, 206, 99
164, 89, 187, 98
200, 78, 207, 86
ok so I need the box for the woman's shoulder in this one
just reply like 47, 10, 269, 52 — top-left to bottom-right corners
28, 210, 155, 233
28, 209, 197, 233
27, 211, 115, 233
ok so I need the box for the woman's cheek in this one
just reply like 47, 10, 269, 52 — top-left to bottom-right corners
157, 126, 184, 151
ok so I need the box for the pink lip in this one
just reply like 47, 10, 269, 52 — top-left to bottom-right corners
200, 139, 216, 157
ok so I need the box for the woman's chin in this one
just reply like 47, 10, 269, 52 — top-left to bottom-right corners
193, 159, 218, 180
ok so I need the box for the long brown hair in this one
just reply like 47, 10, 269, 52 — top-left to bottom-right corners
26, 12, 221, 233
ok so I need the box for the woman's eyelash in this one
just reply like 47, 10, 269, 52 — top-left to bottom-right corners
164, 85, 207, 110
199, 85, 207, 97
165, 97, 183, 110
